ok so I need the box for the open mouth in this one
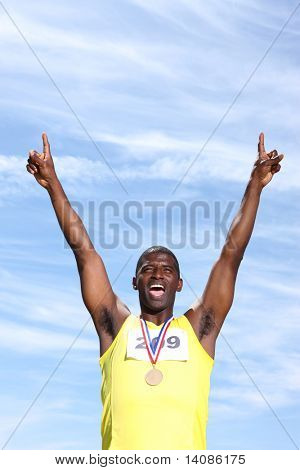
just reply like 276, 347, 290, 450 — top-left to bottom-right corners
148, 283, 166, 299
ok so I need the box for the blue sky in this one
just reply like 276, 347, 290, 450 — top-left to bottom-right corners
0, 0, 300, 450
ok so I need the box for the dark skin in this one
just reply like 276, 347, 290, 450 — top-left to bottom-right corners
26, 132, 284, 359
132, 252, 183, 324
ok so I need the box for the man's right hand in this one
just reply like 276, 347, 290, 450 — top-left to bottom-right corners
26, 133, 57, 189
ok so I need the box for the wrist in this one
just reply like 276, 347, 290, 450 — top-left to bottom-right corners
249, 172, 264, 194
46, 173, 60, 193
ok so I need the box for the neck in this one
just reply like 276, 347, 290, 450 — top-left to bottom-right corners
140, 307, 173, 325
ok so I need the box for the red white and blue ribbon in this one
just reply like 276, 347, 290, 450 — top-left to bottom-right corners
140, 316, 173, 365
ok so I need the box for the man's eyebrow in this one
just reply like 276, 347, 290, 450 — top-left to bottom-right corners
141, 263, 174, 268
140, 263, 153, 268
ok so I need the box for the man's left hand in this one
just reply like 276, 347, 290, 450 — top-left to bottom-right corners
252, 132, 284, 188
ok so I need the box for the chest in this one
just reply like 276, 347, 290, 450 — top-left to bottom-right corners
126, 327, 189, 361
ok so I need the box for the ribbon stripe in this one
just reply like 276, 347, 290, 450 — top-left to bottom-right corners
140, 316, 173, 365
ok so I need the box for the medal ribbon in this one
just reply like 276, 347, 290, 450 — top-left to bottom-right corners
140, 316, 173, 365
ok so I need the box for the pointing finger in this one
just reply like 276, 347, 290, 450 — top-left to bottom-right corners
42, 132, 50, 157
258, 132, 265, 156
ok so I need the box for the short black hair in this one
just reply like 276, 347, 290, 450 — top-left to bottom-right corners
135, 246, 180, 278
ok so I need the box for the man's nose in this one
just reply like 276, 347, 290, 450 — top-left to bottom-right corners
151, 268, 164, 279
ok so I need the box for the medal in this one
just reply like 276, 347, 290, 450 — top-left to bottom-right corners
145, 367, 163, 386
140, 315, 173, 386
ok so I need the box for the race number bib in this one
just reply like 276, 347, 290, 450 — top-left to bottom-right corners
127, 328, 189, 361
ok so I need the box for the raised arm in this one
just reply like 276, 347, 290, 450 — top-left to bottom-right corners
186, 133, 284, 358
26, 133, 130, 354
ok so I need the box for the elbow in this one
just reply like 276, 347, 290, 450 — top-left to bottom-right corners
74, 246, 96, 269
221, 245, 244, 268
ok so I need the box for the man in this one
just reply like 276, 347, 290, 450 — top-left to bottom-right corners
26, 133, 283, 450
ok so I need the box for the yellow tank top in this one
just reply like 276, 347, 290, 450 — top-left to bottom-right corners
99, 313, 214, 450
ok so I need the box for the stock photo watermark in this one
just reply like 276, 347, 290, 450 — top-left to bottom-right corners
63, 200, 236, 250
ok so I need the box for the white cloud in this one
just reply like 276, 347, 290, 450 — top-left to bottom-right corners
0, 319, 95, 354
1, 130, 298, 203
0, 154, 109, 201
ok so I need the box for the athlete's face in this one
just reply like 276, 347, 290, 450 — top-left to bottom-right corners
133, 253, 183, 312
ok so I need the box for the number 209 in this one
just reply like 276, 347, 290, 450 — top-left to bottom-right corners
136, 335, 180, 349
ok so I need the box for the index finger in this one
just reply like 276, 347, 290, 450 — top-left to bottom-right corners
258, 132, 265, 156
42, 132, 50, 156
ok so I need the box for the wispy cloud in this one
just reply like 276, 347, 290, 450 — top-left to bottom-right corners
0, 319, 95, 354
1, 132, 299, 204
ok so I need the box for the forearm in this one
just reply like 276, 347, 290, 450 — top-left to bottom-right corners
222, 175, 263, 260
47, 177, 94, 255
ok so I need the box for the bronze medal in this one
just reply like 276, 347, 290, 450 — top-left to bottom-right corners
140, 315, 173, 386
145, 367, 163, 386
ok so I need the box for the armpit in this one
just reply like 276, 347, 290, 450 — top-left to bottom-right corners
199, 308, 215, 340
99, 307, 115, 338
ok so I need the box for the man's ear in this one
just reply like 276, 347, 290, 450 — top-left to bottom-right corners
176, 278, 183, 292
132, 276, 137, 290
